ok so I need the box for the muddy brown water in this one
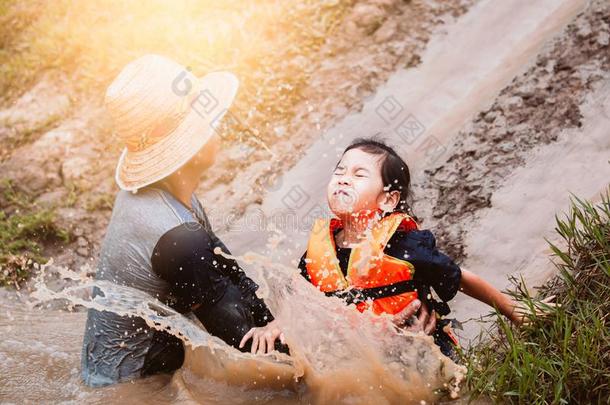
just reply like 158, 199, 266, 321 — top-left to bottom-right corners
1, 0, 597, 403
1, 254, 464, 404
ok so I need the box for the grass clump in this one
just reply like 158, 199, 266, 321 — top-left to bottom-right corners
464, 188, 610, 404
0, 179, 71, 288
84, 192, 114, 212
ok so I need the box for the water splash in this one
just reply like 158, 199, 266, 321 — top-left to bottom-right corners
29, 250, 465, 404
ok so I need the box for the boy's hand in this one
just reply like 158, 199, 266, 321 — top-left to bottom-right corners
239, 319, 285, 355
393, 299, 437, 335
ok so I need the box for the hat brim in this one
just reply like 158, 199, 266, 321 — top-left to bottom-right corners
115, 71, 239, 192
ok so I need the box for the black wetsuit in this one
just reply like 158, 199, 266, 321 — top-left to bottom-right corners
298, 227, 462, 359
142, 191, 286, 375
82, 187, 289, 386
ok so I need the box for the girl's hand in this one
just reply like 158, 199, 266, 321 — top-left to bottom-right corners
393, 299, 437, 335
239, 319, 285, 354
512, 295, 559, 326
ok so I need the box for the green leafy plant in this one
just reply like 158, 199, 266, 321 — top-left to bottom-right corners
0, 179, 71, 288
464, 188, 610, 404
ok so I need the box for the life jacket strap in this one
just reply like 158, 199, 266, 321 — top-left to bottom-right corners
325, 280, 451, 316
325, 280, 417, 305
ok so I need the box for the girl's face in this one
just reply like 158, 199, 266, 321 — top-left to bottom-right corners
327, 148, 399, 218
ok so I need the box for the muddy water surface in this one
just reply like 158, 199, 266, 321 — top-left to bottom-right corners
1, 253, 464, 404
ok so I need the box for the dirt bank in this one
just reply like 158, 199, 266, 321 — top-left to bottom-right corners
418, 0, 610, 262
0, 0, 475, 282
198, 0, 475, 221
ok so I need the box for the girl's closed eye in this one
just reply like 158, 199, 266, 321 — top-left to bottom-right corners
333, 165, 346, 175
354, 168, 369, 178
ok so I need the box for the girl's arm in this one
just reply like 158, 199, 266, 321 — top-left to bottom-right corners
460, 269, 522, 325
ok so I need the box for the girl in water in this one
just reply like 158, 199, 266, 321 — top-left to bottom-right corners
296, 138, 522, 358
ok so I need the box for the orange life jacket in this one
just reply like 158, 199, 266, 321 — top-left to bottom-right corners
305, 212, 420, 316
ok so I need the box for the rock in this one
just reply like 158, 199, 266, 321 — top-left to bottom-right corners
482, 111, 498, 124
369, 0, 400, 9
525, 94, 545, 107
36, 190, 67, 208
77, 236, 88, 247
374, 19, 398, 43
576, 19, 592, 39
33, 128, 76, 156
491, 114, 507, 129
497, 142, 516, 153
511, 123, 530, 135
500, 96, 523, 111
0, 78, 71, 138
349, 4, 385, 35
516, 81, 539, 98
539, 59, 555, 73
0, 127, 78, 195
597, 31, 609, 46
343, 20, 361, 38
76, 247, 90, 257
61, 156, 90, 183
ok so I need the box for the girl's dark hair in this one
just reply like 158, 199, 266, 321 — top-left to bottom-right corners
343, 137, 417, 220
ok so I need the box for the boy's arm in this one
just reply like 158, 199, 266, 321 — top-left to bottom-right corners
460, 269, 521, 325
298, 252, 312, 282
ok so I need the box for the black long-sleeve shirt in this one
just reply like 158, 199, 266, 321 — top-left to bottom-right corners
151, 220, 273, 327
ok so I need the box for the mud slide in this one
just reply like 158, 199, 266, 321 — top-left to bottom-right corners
222, 0, 610, 349
451, 81, 610, 342
224, 0, 586, 261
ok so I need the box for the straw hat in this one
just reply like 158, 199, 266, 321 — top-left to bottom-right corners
105, 54, 239, 191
